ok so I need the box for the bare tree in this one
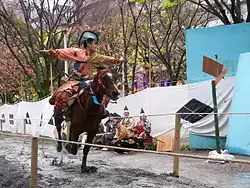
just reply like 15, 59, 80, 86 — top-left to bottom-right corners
188, 0, 247, 24
139, 0, 214, 84
114, 0, 146, 95
0, 0, 88, 98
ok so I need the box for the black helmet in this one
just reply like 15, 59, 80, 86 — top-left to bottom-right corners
78, 30, 99, 47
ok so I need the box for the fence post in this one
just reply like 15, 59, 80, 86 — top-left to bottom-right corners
173, 114, 181, 177
23, 119, 26, 135
15, 120, 18, 134
0, 119, 2, 131
211, 80, 221, 153
30, 137, 38, 188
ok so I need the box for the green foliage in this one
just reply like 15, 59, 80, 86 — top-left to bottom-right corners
151, 142, 157, 151
133, 0, 149, 3
162, 0, 179, 8
180, 145, 191, 151
133, 0, 181, 8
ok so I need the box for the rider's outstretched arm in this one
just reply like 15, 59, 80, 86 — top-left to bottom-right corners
41, 48, 89, 62
87, 53, 121, 65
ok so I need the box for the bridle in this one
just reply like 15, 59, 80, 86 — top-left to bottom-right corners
94, 68, 115, 98
95, 68, 108, 93
76, 68, 115, 116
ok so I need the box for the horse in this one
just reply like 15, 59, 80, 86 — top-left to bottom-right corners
54, 68, 119, 173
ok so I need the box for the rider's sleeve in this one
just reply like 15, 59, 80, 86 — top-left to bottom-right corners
48, 48, 89, 62
87, 53, 121, 65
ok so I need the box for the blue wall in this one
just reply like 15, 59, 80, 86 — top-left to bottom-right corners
186, 23, 250, 83
190, 134, 226, 150
226, 52, 250, 155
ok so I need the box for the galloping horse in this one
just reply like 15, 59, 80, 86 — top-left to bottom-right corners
54, 68, 119, 173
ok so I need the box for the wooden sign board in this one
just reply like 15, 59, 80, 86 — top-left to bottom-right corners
156, 135, 173, 152
203, 56, 223, 77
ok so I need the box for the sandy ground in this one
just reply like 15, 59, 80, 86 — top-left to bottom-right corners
0, 135, 250, 188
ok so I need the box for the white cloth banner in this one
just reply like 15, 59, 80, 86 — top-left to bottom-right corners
107, 76, 234, 137
0, 77, 235, 138
186, 77, 234, 136
0, 97, 54, 137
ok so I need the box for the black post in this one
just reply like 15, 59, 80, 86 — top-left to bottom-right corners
211, 80, 221, 153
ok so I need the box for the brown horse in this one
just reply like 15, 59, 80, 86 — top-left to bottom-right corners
55, 69, 119, 173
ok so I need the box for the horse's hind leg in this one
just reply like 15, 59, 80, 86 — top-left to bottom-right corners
81, 131, 97, 173
54, 108, 64, 152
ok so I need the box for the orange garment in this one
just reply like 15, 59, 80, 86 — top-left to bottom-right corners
48, 48, 120, 75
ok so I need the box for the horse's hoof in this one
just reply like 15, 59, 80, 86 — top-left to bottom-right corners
65, 144, 77, 155
65, 143, 71, 153
81, 166, 98, 173
57, 145, 62, 152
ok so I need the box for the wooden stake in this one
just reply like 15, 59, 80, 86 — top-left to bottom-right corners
173, 114, 181, 177
16, 121, 18, 134
30, 137, 38, 188
211, 80, 221, 153
23, 119, 26, 135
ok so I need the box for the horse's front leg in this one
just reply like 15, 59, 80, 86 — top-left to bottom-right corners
55, 117, 63, 152
81, 131, 97, 173
65, 124, 79, 155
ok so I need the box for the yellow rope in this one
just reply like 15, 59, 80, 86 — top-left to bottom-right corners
1, 131, 250, 165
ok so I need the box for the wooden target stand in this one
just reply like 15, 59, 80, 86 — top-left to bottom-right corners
203, 56, 229, 154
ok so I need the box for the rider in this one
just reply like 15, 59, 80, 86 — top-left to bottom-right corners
41, 30, 122, 79
40, 31, 122, 118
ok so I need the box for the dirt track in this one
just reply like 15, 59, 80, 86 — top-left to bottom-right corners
0, 135, 250, 188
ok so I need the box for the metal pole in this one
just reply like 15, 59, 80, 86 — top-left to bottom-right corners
21, 79, 23, 101
211, 80, 221, 153
63, 31, 68, 76
122, 61, 125, 97
50, 62, 53, 94
148, 36, 152, 88
4, 92, 7, 104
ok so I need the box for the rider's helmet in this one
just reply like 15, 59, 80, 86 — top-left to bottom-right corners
78, 30, 99, 48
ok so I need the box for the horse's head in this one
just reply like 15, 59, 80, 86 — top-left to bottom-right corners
93, 68, 120, 101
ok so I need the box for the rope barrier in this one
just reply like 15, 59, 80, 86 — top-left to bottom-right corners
111, 111, 250, 119
1, 131, 250, 165
38, 137, 250, 164
0, 131, 31, 138
1, 111, 250, 122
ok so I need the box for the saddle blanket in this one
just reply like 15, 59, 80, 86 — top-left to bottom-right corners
49, 80, 82, 109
